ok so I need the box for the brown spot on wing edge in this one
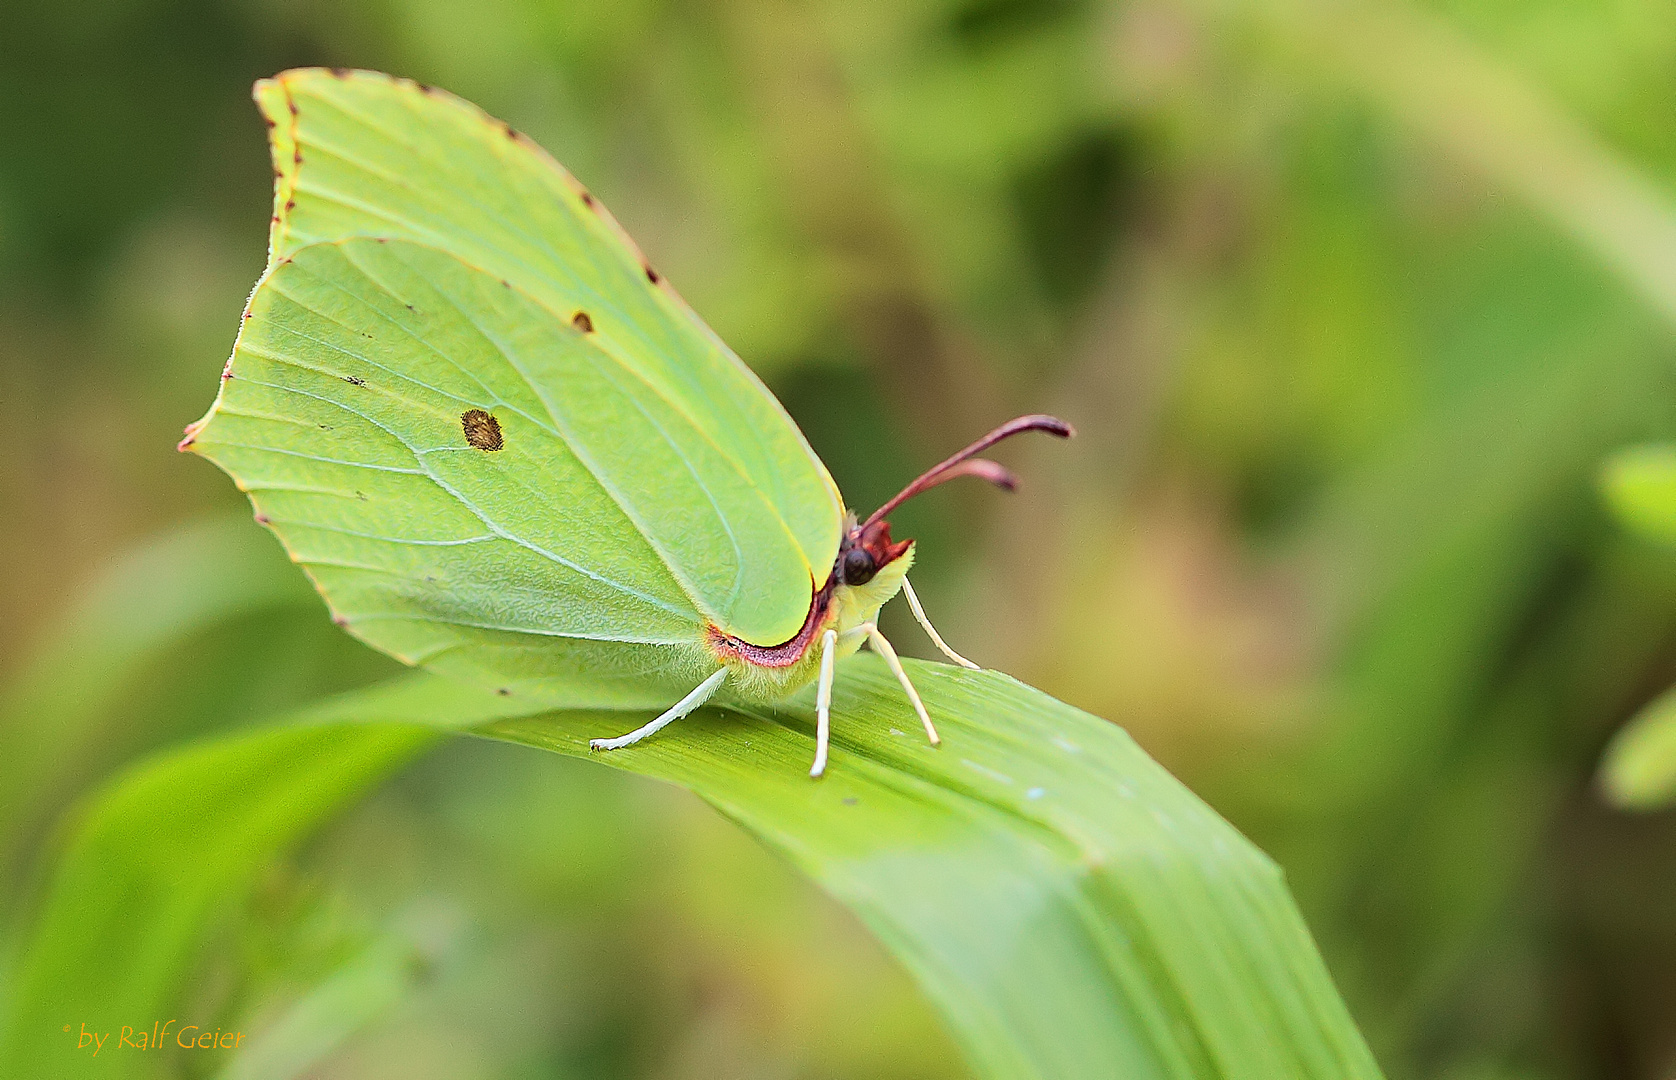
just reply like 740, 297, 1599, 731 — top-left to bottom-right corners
461, 409, 504, 451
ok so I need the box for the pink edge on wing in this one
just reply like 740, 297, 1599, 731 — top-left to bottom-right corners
706, 581, 833, 668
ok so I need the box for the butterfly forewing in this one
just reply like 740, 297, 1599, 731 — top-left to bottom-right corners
187, 70, 846, 704
247, 68, 841, 644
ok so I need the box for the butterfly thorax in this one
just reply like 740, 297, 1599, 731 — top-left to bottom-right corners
709, 526, 914, 705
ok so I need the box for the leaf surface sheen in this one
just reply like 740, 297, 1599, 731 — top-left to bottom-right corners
1, 659, 1382, 1080
520, 659, 1383, 1080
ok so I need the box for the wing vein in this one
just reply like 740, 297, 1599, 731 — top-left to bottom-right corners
230, 375, 698, 623
341, 612, 692, 644
413, 259, 749, 620
207, 441, 424, 474
291, 155, 818, 581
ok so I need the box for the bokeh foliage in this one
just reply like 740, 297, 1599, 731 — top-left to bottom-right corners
4, 0, 1676, 1077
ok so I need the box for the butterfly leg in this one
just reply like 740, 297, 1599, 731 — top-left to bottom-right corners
589, 667, 728, 751
810, 628, 839, 778
858, 622, 940, 747
900, 577, 981, 670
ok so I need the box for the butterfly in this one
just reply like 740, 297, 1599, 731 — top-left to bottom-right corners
180, 68, 1070, 777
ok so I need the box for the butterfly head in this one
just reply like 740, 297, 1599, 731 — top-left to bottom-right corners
835, 518, 909, 587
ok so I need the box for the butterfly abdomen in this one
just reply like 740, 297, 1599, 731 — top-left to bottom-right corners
707, 544, 914, 704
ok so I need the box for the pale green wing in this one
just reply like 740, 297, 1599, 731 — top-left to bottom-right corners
192, 237, 749, 705
241, 67, 841, 644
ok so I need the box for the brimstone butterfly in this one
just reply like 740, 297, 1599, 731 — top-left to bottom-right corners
180, 69, 1071, 777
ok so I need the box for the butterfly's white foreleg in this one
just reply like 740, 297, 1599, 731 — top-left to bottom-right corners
810, 628, 839, 778
589, 667, 728, 751
854, 622, 939, 747
900, 577, 980, 670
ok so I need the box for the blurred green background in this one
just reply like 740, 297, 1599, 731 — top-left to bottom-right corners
4, 0, 1676, 1076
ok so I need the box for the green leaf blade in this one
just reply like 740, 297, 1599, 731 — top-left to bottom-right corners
4, 662, 1381, 1080
483, 658, 1384, 1080
1600, 685, 1676, 809
1602, 443, 1676, 545
0, 721, 437, 1079
0, 516, 319, 871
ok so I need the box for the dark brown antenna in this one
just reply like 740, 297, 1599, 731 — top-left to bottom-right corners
862, 414, 1074, 529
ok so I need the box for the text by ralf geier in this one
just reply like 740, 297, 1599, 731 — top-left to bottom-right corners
68, 1020, 242, 1056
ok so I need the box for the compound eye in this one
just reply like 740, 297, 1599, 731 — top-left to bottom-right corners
840, 546, 877, 586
